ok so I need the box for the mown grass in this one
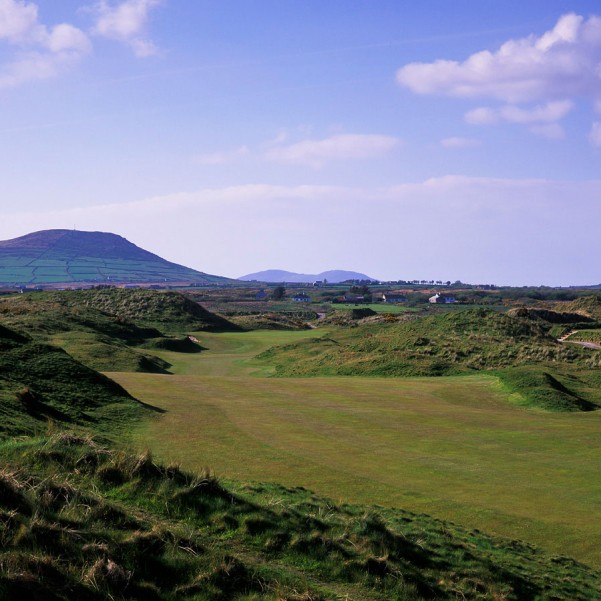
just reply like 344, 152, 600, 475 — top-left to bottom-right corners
1, 433, 600, 601
115, 330, 601, 567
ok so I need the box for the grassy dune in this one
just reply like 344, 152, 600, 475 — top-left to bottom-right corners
111, 330, 601, 567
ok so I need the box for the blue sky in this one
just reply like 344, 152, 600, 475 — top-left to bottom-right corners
1, 0, 600, 285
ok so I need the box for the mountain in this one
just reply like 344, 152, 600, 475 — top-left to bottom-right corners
238, 269, 375, 283
0, 229, 232, 286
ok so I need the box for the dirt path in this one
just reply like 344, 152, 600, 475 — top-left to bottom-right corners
564, 340, 601, 350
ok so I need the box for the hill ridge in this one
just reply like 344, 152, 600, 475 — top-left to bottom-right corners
239, 268, 375, 283
0, 229, 232, 286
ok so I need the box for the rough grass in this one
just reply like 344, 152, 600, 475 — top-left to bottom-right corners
0, 323, 149, 439
564, 295, 601, 319
1, 433, 600, 601
0, 289, 236, 373
228, 313, 313, 331
64, 288, 241, 332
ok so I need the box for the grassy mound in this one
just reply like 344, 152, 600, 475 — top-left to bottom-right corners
260, 309, 594, 376
564, 295, 601, 319
497, 367, 599, 412
0, 293, 170, 373
507, 307, 595, 325
0, 324, 147, 437
0, 433, 599, 601
140, 336, 204, 353
0, 293, 161, 341
258, 309, 601, 410
64, 289, 241, 332
228, 313, 313, 331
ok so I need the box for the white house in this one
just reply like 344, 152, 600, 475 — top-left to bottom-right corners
429, 293, 456, 304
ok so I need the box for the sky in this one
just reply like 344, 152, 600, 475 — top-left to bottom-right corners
1, 0, 600, 286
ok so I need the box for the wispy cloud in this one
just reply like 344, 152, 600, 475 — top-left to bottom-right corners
0, 0, 90, 89
263, 133, 401, 167
465, 100, 573, 139
465, 101, 573, 126
193, 132, 401, 168
90, 0, 162, 57
397, 13, 601, 140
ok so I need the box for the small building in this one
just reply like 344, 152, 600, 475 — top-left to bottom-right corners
343, 294, 365, 303
382, 293, 407, 303
429, 293, 456, 304
292, 292, 311, 302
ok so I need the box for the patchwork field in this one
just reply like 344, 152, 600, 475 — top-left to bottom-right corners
109, 330, 601, 568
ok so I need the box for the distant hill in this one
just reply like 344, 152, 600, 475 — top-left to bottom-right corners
0, 229, 232, 286
239, 269, 375, 283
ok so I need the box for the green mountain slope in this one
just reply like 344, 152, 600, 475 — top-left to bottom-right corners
0, 229, 232, 286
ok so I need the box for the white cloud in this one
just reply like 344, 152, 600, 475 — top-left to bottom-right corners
47, 23, 91, 54
397, 14, 601, 103
397, 13, 601, 141
0, 0, 43, 44
263, 133, 401, 167
589, 122, 601, 147
0, 0, 91, 89
1, 177, 600, 285
440, 137, 481, 149
91, 0, 161, 57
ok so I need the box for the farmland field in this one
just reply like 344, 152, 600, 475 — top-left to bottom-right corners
109, 329, 601, 567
